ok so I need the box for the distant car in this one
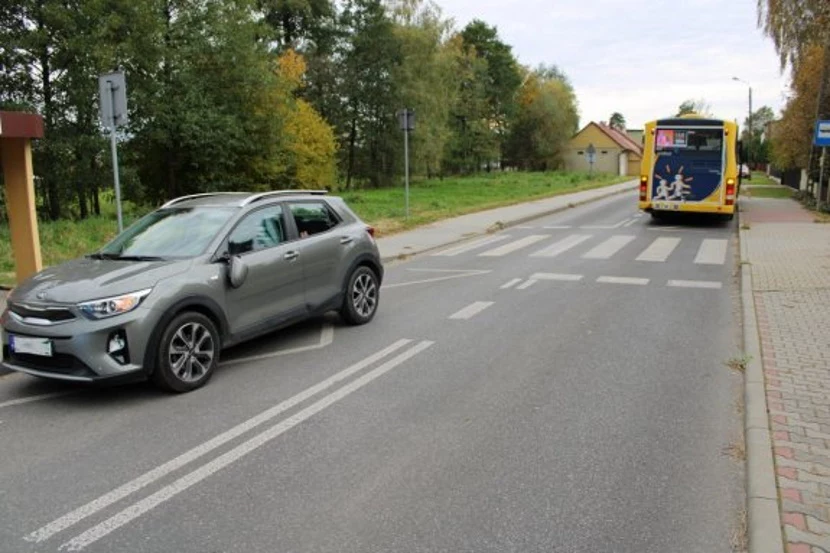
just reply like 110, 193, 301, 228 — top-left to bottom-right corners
740, 164, 751, 179
1, 191, 383, 392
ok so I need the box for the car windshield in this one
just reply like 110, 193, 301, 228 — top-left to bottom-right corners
98, 207, 237, 259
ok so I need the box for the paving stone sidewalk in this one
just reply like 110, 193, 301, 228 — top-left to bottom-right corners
744, 197, 830, 553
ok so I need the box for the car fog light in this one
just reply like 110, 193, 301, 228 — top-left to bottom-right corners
107, 330, 130, 365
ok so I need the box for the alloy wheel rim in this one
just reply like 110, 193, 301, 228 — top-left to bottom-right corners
168, 322, 215, 383
352, 273, 377, 318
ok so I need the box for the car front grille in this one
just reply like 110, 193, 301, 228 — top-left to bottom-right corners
8, 302, 76, 324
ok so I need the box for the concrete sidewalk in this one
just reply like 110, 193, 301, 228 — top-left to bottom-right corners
376, 179, 637, 261
741, 197, 830, 553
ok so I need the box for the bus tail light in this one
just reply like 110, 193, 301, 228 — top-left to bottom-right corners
639, 176, 648, 201
725, 178, 736, 206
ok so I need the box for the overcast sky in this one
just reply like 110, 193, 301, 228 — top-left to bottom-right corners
435, 0, 790, 130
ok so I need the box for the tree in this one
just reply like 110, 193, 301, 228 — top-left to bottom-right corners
460, 20, 522, 165
389, 0, 461, 177
504, 65, 579, 171
258, 0, 335, 50
676, 99, 712, 117
609, 112, 626, 131
758, 0, 830, 192
338, 0, 402, 188
771, 45, 825, 170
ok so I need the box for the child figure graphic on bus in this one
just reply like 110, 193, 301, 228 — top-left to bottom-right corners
668, 165, 693, 201
652, 175, 671, 201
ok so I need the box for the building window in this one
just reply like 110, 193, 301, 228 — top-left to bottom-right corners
577, 151, 584, 155
601, 150, 608, 154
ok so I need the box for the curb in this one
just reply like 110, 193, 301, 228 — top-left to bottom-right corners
380, 181, 638, 263
739, 211, 785, 553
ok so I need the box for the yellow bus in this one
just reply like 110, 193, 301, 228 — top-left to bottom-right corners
638, 114, 741, 220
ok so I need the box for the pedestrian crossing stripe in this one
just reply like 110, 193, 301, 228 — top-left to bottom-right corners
436, 233, 729, 266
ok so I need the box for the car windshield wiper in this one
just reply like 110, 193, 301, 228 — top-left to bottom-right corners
87, 253, 166, 262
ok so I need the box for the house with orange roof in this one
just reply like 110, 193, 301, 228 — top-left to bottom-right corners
564, 121, 644, 176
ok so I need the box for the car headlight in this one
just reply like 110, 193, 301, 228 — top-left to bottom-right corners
78, 289, 152, 319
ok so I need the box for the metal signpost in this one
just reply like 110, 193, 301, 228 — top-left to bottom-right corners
99, 70, 128, 232
815, 120, 830, 211
398, 108, 415, 217
586, 143, 596, 176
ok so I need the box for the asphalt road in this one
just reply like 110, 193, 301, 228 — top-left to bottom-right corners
0, 191, 744, 553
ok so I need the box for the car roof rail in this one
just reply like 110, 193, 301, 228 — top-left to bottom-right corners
161, 192, 244, 208
240, 190, 328, 206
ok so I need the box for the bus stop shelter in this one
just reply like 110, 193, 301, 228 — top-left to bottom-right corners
0, 111, 44, 284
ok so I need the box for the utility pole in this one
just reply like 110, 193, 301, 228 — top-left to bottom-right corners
398, 108, 415, 218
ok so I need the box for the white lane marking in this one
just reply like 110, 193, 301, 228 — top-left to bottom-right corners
25, 339, 414, 544
516, 226, 535, 229
500, 278, 522, 289
529, 272, 584, 282
383, 270, 491, 289
647, 226, 680, 231
694, 239, 728, 265
449, 301, 495, 320
622, 218, 638, 227
542, 225, 572, 229
582, 235, 636, 259
431, 235, 510, 256
635, 237, 681, 262
516, 279, 538, 290
221, 323, 334, 367
668, 280, 723, 289
59, 341, 435, 552
529, 234, 591, 258
580, 217, 633, 230
478, 235, 549, 257
597, 276, 650, 286
0, 391, 77, 410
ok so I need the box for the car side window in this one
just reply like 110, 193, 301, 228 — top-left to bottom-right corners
227, 205, 287, 255
289, 202, 340, 238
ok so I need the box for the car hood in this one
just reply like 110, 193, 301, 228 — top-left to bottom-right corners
11, 257, 194, 305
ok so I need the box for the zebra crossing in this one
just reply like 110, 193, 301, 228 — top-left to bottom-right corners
432, 232, 730, 265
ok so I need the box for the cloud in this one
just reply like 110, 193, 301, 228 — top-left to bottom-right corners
437, 0, 790, 129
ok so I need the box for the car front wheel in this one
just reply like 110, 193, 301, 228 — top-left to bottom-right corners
152, 312, 220, 393
340, 266, 379, 325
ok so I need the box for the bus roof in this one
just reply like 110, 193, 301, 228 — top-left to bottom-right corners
655, 114, 727, 127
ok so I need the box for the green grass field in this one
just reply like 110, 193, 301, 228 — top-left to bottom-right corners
0, 171, 629, 287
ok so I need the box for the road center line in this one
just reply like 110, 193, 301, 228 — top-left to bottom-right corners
25, 339, 415, 544
529, 272, 583, 282
449, 301, 495, 319
667, 279, 723, 289
383, 270, 491, 289
597, 276, 650, 286
60, 341, 435, 552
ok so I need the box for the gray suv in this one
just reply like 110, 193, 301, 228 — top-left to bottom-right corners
1, 191, 383, 392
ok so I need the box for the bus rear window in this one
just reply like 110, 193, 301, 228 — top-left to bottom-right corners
656, 128, 723, 153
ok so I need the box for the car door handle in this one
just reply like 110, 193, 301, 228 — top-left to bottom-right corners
284, 251, 300, 261
340, 236, 354, 245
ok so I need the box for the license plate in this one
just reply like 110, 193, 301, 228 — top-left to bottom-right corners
653, 202, 681, 211
10, 335, 53, 357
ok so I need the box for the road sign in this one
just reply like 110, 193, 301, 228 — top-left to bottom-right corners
398, 108, 415, 132
586, 143, 596, 165
815, 120, 830, 147
99, 71, 128, 128
98, 70, 127, 233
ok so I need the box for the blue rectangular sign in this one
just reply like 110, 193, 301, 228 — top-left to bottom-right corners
815, 120, 830, 146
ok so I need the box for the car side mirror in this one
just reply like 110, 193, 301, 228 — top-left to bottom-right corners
226, 255, 248, 289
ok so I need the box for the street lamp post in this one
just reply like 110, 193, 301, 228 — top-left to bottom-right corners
733, 77, 753, 168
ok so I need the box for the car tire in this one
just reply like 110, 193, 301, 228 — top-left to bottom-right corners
151, 312, 220, 393
340, 266, 379, 325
